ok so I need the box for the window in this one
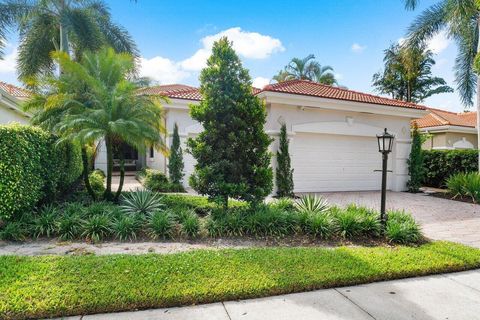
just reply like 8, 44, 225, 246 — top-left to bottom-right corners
150, 146, 154, 158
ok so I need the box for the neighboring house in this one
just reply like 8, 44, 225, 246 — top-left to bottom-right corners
415, 108, 477, 150
96, 79, 426, 193
0, 81, 31, 124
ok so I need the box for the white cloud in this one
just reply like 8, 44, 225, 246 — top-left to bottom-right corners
427, 31, 450, 54
252, 76, 270, 89
351, 43, 366, 53
139, 56, 190, 84
181, 27, 285, 71
0, 47, 17, 74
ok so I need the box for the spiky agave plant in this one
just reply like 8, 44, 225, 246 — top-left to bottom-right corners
294, 194, 330, 213
120, 189, 165, 216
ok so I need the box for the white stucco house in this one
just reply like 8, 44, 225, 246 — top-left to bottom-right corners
0, 81, 31, 125
95, 80, 427, 193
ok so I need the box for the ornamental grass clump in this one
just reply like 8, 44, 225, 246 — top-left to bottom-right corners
112, 215, 140, 241
386, 210, 422, 244
148, 210, 175, 239
180, 212, 200, 238
0, 221, 28, 241
81, 214, 112, 243
446, 172, 480, 203
32, 204, 59, 238
57, 214, 83, 240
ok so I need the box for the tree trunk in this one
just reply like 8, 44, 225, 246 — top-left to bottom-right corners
477, 20, 480, 172
81, 147, 96, 201
104, 136, 113, 200
114, 145, 125, 203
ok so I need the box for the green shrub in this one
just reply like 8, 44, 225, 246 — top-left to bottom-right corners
148, 211, 175, 239
81, 215, 112, 242
386, 210, 422, 244
168, 123, 185, 188
206, 207, 247, 237
85, 201, 115, 217
180, 211, 200, 238
275, 123, 294, 197
120, 190, 164, 216
270, 198, 295, 211
0, 221, 28, 241
0, 124, 82, 221
143, 169, 171, 192
295, 194, 330, 214
407, 122, 424, 192
244, 206, 296, 237
347, 205, 381, 237
160, 194, 245, 216
88, 170, 106, 196
63, 202, 86, 217
423, 149, 478, 188
112, 215, 140, 241
57, 214, 83, 240
31, 204, 58, 238
332, 207, 362, 239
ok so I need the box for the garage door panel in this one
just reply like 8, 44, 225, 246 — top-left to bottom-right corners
292, 133, 391, 192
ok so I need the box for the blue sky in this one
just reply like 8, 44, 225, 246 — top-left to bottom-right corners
0, 0, 468, 112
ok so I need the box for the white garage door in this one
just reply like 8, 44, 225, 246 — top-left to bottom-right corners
291, 133, 392, 192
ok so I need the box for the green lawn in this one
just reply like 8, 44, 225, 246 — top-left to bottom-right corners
1, 242, 480, 319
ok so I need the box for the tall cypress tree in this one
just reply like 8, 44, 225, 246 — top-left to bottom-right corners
276, 123, 294, 197
407, 122, 424, 192
168, 123, 185, 190
188, 37, 273, 208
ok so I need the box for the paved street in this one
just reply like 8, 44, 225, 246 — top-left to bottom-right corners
59, 269, 480, 320
319, 191, 480, 248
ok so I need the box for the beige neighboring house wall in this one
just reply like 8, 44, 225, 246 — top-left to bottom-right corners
0, 81, 31, 125
415, 108, 477, 150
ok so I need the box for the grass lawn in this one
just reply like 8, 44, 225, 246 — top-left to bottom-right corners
2, 241, 480, 319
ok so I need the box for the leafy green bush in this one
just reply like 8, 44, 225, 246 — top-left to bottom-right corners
446, 172, 480, 202
0, 221, 28, 241
160, 194, 246, 216
0, 124, 82, 221
85, 201, 115, 217
81, 215, 112, 242
148, 211, 175, 239
31, 204, 58, 238
244, 206, 297, 237
270, 197, 295, 211
88, 170, 105, 197
332, 205, 381, 238
386, 210, 422, 244
112, 215, 140, 241
423, 149, 478, 188
120, 190, 164, 216
140, 168, 186, 193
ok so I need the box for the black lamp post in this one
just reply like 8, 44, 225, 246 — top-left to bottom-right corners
376, 128, 395, 229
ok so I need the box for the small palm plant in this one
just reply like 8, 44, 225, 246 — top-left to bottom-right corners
294, 194, 330, 213
120, 189, 165, 216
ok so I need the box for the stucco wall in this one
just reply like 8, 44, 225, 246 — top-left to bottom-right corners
422, 132, 477, 150
0, 104, 30, 125
141, 100, 414, 192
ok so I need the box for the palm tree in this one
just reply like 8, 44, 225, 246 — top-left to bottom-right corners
372, 43, 453, 103
273, 54, 338, 85
0, 0, 137, 81
25, 48, 167, 201
403, 0, 480, 166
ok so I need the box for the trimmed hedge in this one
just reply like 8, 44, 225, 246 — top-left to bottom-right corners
422, 149, 478, 188
0, 124, 82, 221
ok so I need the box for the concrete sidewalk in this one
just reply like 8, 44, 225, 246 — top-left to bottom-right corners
63, 269, 480, 320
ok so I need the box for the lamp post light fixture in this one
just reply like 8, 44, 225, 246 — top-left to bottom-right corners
376, 128, 395, 229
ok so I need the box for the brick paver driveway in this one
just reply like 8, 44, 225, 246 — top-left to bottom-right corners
316, 191, 480, 248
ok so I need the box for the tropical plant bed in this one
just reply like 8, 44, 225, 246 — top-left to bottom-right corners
428, 192, 478, 204
1, 241, 480, 319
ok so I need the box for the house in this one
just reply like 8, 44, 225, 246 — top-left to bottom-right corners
96, 80, 426, 193
0, 81, 31, 124
415, 107, 477, 150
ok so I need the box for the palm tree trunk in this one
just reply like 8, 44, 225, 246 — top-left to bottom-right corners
477, 20, 480, 172
81, 147, 96, 201
114, 145, 125, 202
104, 136, 113, 200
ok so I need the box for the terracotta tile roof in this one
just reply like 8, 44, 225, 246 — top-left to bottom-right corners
259, 80, 426, 110
139, 80, 427, 111
139, 84, 202, 101
415, 107, 477, 129
0, 81, 30, 99
139, 84, 263, 101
